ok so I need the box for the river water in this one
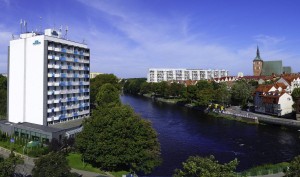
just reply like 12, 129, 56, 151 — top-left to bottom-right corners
121, 95, 300, 176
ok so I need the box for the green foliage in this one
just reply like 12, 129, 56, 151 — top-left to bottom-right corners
90, 74, 120, 105
239, 162, 289, 176
76, 104, 161, 174
123, 78, 147, 94
214, 83, 231, 105
291, 88, 300, 102
284, 155, 300, 177
230, 80, 253, 107
32, 151, 77, 177
174, 155, 238, 177
183, 85, 198, 103
0, 75, 7, 119
196, 89, 214, 106
96, 83, 121, 108
0, 151, 24, 177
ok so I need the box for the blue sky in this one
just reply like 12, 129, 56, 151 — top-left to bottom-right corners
1, 0, 300, 78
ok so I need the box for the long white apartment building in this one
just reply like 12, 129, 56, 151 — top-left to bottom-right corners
147, 68, 229, 82
9, 29, 90, 126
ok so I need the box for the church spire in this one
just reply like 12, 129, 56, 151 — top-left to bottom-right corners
254, 46, 263, 61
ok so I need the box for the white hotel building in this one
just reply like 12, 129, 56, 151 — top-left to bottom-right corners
8, 29, 90, 126
147, 68, 229, 83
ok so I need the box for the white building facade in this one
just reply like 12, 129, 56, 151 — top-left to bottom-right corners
8, 29, 90, 126
147, 68, 229, 82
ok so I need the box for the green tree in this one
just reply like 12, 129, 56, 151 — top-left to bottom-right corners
196, 80, 213, 91
230, 80, 253, 107
183, 85, 198, 103
76, 104, 161, 174
214, 83, 231, 106
284, 155, 300, 177
291, 88, 300, 101
140, 82, 151, 94
0, 152, 24, 177
123, 78, 147, 94
96, 83, 121, 108
0, 75, 7, 119
196, 89, 214, 107
167, 82, 184, 98
90, 74, 120, 105
32, 152, 77, 177
174, 155, 238, 177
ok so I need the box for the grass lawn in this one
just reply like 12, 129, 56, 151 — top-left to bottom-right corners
67, 153, 130, 177
67, 153, 106, 174
239, 162, 289, 176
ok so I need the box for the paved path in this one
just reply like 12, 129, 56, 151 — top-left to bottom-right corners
0, 146, 110, 177
251, 172, 284, 177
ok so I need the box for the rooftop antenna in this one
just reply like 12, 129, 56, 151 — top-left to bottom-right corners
20, 19, 23, 33
39, 16, 42, 33
24, 20, 27, 33
65, 26, 68, 39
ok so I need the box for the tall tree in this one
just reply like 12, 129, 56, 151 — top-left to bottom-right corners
0, 75, 7, 119
32, 152, 77, 177
76, 104, 161, 174
96, 83, 121, 108
230, 80, 253, 107
0, 152, 24, 177
90, 74, 120, 105
174, 155, 238, 177
183, 85, 198, 103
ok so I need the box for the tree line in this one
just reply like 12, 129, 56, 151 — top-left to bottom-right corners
0, 75, 7, 119
123, 78, 257, 108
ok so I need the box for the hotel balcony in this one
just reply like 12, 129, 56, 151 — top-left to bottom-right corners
66, 57, 74, 62
54, 107, 61, 112
48, 46, 54, 51
60, 56, 67, 61
54, 56, 60, 60
84, 52, 89, 56
61, 98, 68, 103
47, 99, 54, 104
78, 110, 90, 116
54, 47, 61, 52
54, 115, 60, 121
61, 65, 68, 70
48, 64, 54, 69
48, 55, 55, 60
53, 98, 60, 103
47, 117, 53, 122
47, 108, 53, 113
54, 65, 61, 69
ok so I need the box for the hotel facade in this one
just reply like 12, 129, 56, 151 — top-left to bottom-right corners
147, 68, 229, 83
8, 29, 90, 126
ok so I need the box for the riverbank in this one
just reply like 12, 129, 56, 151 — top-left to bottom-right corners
143, 94, 300, 129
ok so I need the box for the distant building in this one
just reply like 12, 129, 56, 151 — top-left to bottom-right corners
253, 47, 292, 76
253, 83, 293, 116
90, 72, 103, 79
147, 68, 229, 83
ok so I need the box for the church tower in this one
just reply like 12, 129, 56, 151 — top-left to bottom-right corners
253, 46, 263, 76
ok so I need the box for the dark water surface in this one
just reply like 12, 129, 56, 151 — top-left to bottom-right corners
121, 95, 300, 176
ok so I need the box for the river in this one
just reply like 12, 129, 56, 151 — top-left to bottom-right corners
121, 95, 300, 176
